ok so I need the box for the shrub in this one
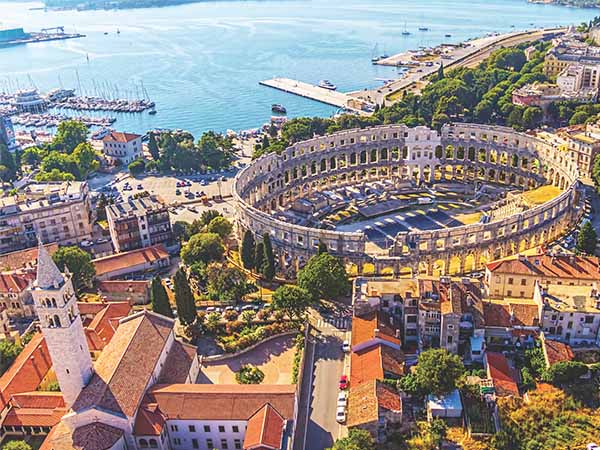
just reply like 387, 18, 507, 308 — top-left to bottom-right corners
223, 309, 238, 321
236, 365, 265, 384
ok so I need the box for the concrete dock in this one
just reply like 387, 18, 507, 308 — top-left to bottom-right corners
259, 78, 372, 115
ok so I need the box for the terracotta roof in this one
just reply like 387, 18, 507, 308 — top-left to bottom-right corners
486, 254, 600, 280
101, 131, 141, 143
2, 406, 66, 427
72, 422, 124, 450
77, 302, 108, 316
0, 243, 58, 272
483, 301, 539, 328
485, 352, 519, 397
350, 345, 404, 386
351, 311, 400, 348
72, 311, 175, 418
0, 272, 33, 294
483, 302, 512, 327
97, 280, 149, 295
92, 245, 169, 278
510, 302, 539, 327
85, 302, 132, 351
543, 338, 574, 366
146, 384, 297, 421
0, 333, 53, 411
157, 340, 197, 384
11, 391, 65, 409
347, 380, 401, 428
243, 403, 285, 450
133, 401, 165, 436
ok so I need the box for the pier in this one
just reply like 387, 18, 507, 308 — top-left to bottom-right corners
259, 78, 372, 115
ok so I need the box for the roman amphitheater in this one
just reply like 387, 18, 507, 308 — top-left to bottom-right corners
233, 123, 584, 277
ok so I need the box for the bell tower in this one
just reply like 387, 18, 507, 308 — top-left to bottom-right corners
30, 243, 93, 408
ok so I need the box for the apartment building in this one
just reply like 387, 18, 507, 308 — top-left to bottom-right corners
543, 36, 600, 78
0, 181, 93, 254
533, 281, 600, 346
106, 195, 173, 253
101, 131, 143, 166
0, 272, 35, 318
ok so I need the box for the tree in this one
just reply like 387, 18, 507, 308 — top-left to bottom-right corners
148, 133, 160, 161
52, 246, 95, 292
413, 348, 465, 396
0, 339, 23, 376
206, 264, 257, 303
52, 120, 88, 154
199, 209, 222, 227
173, 268, 196, 325
180, 232, 225, 265
298, 253, 349, 301
172, 221, 191, 242
317, 240, 328, 255
271, 285, 313, 321
241, 230, 256, 270
522, 106, 543, 130
128, 159, 145, 175
254, 241, 265, 275
542, 361, 588, 385
0, 143, 16, 181
437, 62, 444, 80
329, 429, 376, 450
240, 309, 256, 325
206, 216, 233, 239
261, 233, 275, 281
576, 220, 597, 255
71, 142, 99, 178
150, 276, 173, 318
2, 441, 33, 450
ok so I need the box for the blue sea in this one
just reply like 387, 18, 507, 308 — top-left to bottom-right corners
0, 0, 596, 137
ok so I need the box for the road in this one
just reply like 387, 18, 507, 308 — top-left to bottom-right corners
295, 309, 351, 450
350, 27, 566, 107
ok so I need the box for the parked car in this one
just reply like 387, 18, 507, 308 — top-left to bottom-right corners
342, 340, 351, 353
337, 391, 348, 408
336, 406, 347, 423
339, 375, 348, 390
175, 189, 181, 195
137, 184, 143, 190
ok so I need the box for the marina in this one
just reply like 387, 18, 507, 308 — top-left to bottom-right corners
0, 26, 84, 48
259, 78, 374, 115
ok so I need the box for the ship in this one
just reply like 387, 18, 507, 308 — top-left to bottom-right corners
418, 27, 429, 31
271, 104, 287, 114
319, 80, 337, 91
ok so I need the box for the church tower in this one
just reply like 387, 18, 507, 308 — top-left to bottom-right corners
30, 243, 93, 408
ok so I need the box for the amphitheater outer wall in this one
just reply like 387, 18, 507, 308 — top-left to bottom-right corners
233, 123, 584, 276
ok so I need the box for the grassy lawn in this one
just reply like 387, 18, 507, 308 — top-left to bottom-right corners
522, 185, 561, 206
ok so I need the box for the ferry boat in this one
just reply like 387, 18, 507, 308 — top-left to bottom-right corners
319, 80, 337, 91
271, 104, 287, 114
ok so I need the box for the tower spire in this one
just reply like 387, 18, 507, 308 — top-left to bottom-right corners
36, 240, 64, 289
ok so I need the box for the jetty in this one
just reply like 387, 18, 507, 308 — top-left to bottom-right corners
259, 78, 373, 115
0, 27, 85, 48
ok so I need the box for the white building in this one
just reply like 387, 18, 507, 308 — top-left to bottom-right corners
101, 132, 143, 166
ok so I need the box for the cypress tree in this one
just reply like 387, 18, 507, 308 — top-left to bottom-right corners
173, 268, 196, 324
437, 62, 444, 80
150, 276, 173, 318
148, 133, 160, 161
255, 242, 265, 276
241, 230, 256, 270
317, 240, 328, 255
262, 233, 275, 281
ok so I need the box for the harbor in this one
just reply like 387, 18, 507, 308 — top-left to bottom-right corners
0, 27, 84, 48
259, 78, 374, 115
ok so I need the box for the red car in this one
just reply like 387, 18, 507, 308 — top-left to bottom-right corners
339, 375, 348, 390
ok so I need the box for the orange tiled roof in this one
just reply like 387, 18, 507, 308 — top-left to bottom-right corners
11, 391, 64, 409
97, 280, 149, 295
92, 245, 169, 278
350, 345, 404, 387
85, 302, 132, 351
351, 311, 400, 348
483, 301, 539, 328
157, 340, 197, 384
146, 384, 297, 421
347, 380, 401, 428
102, 131, 141, 143
543, 338, 574, 366
0, 272, 34, 294
243, 403, 285, 450
133, 401, 165, 436
487, 254, 600, 280
0, 333, 53, 411
2, 406, 66, 427
486, 352, 519, 397
0, 244, 58, 272
72, 311, 174, 418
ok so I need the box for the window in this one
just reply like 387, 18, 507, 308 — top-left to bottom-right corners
567, 321, 573, 329
218, 426, 225, 433
221, 439, 229, 449
173, 438, 181, 445
170, 425, 178, 432
508, 278, 514, 285
585, 316, 594, 324
139, 439, 148, 448
232, 426, 239, 433
192, 439, 199, 449
206, 439, 213, 448
204, 425, 211, 433
447, 336, 453, 344
189, 425, 196, 432
234, 439, 242, 449
520, 279, 527, 286
149, 439, 157, 448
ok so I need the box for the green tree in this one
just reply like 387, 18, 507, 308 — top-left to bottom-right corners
329, 429, 376, 450
2, 440, 33, 450
413, 348, 465, 396
148, 133, 160, 161
522, 106, 543, 130
150, 276, 173, 318
173, 268, 196, 325
52, 120, 88, 154
71, 142, 99, 178
254, 241, 265, 275
271, 285, 313, 321
241, 230, 256, 270
206, 264, 256, 303
0, 143, 17, 181
172, 221, 191, 242
128, 159, 145, 175
542, 361, 588, 385
206, 216, 233, 239
261, 233, 275, 281
35, 168, 76, 182
437, 62, 444, 80
199, 209, 222, 227
0, 339, 23, 376
576, 220, 597, 255
298, 253, 349, 301
52, 246, 95, 292
569, 110, 590, 126
180, 232, 225, 265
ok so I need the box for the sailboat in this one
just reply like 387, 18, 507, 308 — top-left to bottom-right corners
380, 44, 389, 59
402, 22, 411, 36
371, 43, 380, 63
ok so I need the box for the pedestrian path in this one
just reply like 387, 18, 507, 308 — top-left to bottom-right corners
315, 316, 350, 330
